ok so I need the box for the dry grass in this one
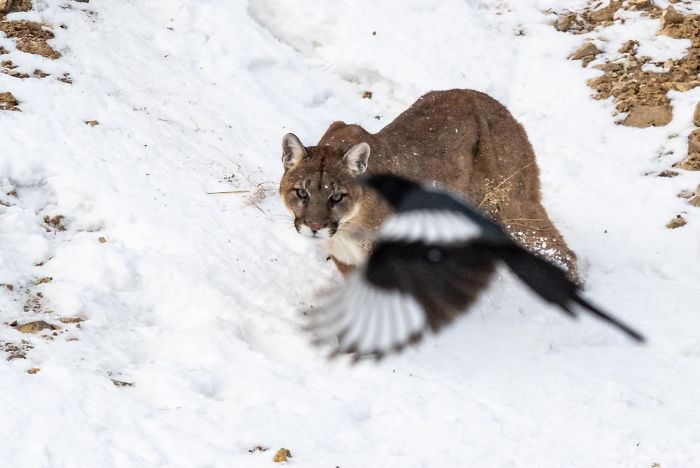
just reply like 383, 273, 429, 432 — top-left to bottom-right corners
207, 177, 279, 213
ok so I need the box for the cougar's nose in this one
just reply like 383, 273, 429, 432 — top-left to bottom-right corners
307, 221, 325, 232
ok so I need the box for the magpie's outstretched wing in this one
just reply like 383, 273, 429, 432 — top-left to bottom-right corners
304, 174, 645, 362
305, 208, 500, 360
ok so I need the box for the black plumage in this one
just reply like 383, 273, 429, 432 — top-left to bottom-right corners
305, 174, 645, 361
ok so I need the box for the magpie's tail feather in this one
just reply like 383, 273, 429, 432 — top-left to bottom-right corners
572, 295, 646, 343
495, 246, 645, 343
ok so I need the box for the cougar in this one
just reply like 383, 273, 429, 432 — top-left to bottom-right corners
279, 89, 578, 280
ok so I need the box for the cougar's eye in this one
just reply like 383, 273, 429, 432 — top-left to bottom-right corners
329, 193, 344, 204
296, 188, 308, 199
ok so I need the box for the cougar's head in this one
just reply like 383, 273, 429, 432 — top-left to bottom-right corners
279, 133, 370, 240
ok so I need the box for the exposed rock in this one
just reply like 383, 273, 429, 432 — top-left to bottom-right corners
658, 9, 700, 40
3, 340, 32, 360
619, 40, 638, 54
2, 0, 31, 13
27, 367, 40, 374
688, 129, 700, 154
273, 448, 292, 463
111, 379, 133, 387
661, 7, 685, 29
361, 91, 372, 99
694, 101, 700, 127
657, 170, 679, 178
588, 2, 620, 23
666, 215, 687, 229
689, 186, 700, 207
14, 0, 31, 11
664, 81, 700, 92
677, 189, 694, 199
553, 2, 623, 34
594, 61, 624, 72
0, 91, 19, 111
34, 276, 52, 285
44, 214, 65, 230
58, 316, 83, 324
622, 105, 673, 127
0, 21, 60, 59
15, 320, 60, 334
555, 13, 575, 32
248, 445, 268, 453
84, 120, 99, 126
675, 153, 700, 171
628, 0, 653, 11
562, 3, 700, 128
569, 42, 601, 60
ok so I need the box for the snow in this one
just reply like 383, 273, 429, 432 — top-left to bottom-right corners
1, 0, 699, 467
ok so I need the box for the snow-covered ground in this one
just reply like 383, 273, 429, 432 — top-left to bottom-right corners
1, 0, 699, 466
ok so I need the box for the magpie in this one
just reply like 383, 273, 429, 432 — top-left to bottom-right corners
304, 173, 645, 360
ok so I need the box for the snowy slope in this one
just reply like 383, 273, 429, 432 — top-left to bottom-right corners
0, 0, 699, 467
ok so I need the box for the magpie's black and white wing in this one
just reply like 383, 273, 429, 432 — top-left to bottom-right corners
305, 209, 499, 360
304, 177, 645, 361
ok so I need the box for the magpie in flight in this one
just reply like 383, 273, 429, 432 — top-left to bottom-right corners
305, 173, 645, 361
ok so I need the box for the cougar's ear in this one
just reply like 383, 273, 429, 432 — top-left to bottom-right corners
342, 142, 370, 176
282, 133, 308, 170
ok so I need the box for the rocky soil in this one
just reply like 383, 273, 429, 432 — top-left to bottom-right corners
554, 0, 700, 225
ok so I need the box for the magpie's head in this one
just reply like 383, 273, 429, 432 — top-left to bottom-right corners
362, 174, 422, 208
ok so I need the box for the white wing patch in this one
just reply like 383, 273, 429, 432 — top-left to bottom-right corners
379, 209, 481, 244
306, 272, 428, 359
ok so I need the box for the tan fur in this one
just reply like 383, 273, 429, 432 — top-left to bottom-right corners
280, 89, 578, 280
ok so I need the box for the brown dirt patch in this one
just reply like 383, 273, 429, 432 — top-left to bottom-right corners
1, 60, 50, 79
58, 316, 83, 324
43, 214, 66, 231
33, 276, 53, 285
1, 59, 26, 77
1, 0, 32, 14
555, 3, 700, 128
0, 20, 61, 59
666, 214, 687, 229
0, 91, 19, 110
2, 339, 33, 360
111, 379, 134, 387
10, 0, 32, 12
553, 1, 623, 34
23, 291, 44, 312
248, 446, 268, 453
14, 320, 60, 334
